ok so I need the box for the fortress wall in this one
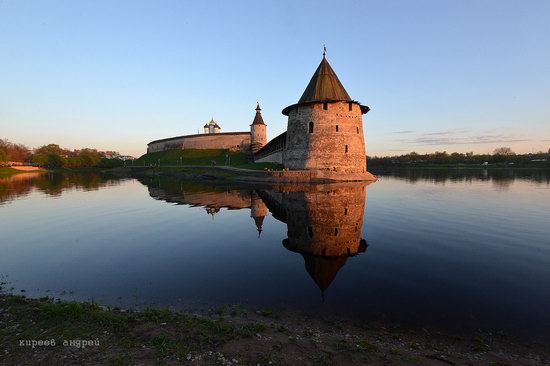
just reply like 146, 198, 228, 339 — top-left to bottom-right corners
284, 102, 367, 173
147, 133, 251, 153
183, 133, 250, 152
254, 150, 283, 164
253, 131, 286, 164
148, 137, 185, 153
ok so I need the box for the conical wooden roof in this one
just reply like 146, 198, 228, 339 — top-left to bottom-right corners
282, 53, 369, 116
251, 102, 266, 125
298, 55, 351, 104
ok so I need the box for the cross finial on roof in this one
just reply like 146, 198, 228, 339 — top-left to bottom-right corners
323, 45, 326, 58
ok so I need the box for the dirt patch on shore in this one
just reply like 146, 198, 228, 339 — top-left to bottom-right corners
0, 295, 548, 365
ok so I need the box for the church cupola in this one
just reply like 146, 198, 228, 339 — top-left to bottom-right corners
205, 118, 221, 134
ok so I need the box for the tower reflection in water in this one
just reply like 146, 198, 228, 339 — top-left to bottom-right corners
142, 177, 369, 295
257, 184, 368, 296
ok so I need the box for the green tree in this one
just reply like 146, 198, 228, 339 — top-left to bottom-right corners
0, 148, 6, 164
65, 156, 83, 169
433, 151, 450, 164
32, 154, 48, 166
0, 139, 30, 162
78, 149, 102, 167
98, 157, 124, 168
493, 147, 515, 163
36, 144, 68, 156
46, 153, 64, 168
493, 147, 515, 156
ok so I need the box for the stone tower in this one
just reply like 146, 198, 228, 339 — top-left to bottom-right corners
282, 51, 370, 174
250, 102, 267, 153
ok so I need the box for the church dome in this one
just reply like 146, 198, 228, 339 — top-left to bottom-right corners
208, 118, 221, 129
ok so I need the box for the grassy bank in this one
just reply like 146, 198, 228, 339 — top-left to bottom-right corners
0, 167, 21, 177
0, 294, 547, 365
136, 149, 249, 167
135, 149, 284, 171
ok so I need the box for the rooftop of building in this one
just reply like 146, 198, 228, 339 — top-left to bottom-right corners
251, 102, 266, 126
282, 49, 369, 115
204, 118, 221, 129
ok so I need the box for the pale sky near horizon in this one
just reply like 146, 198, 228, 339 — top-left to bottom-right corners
1, 0, 549, 157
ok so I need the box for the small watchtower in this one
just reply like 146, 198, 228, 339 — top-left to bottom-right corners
250, 102, 267, 153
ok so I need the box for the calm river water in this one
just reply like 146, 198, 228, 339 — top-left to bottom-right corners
1, 169, 549, 340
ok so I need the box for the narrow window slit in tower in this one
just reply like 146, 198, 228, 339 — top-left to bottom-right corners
345, 145, 348, 153
323, 102, 328, 110
344, 208, 348, 215
336, 125, 339, 132
349, 102, 353, 111
357, 127, 359, 134
309, 122, 314, 133
334, 228, 338, 236
308, 226, 314, 238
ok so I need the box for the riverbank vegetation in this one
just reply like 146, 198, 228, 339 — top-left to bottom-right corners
1, 294, 547, 365
0, 167, 23, 177
0, 139, 128, 169
368, 147, 549, 168
0, 139, 30, 163
31, 144, 126, 169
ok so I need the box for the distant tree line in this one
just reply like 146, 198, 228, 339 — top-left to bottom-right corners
0, 139, 30, 162
368, 147, 550, 166
0, 139, 125, 169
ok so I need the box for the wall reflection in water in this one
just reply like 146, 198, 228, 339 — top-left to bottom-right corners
140, 176, 370, 294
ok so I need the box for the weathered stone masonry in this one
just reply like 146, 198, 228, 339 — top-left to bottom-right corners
147, 132, 251, 154
284, 101, 366, 173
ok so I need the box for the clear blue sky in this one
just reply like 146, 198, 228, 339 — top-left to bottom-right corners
1, 0, 549, 157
